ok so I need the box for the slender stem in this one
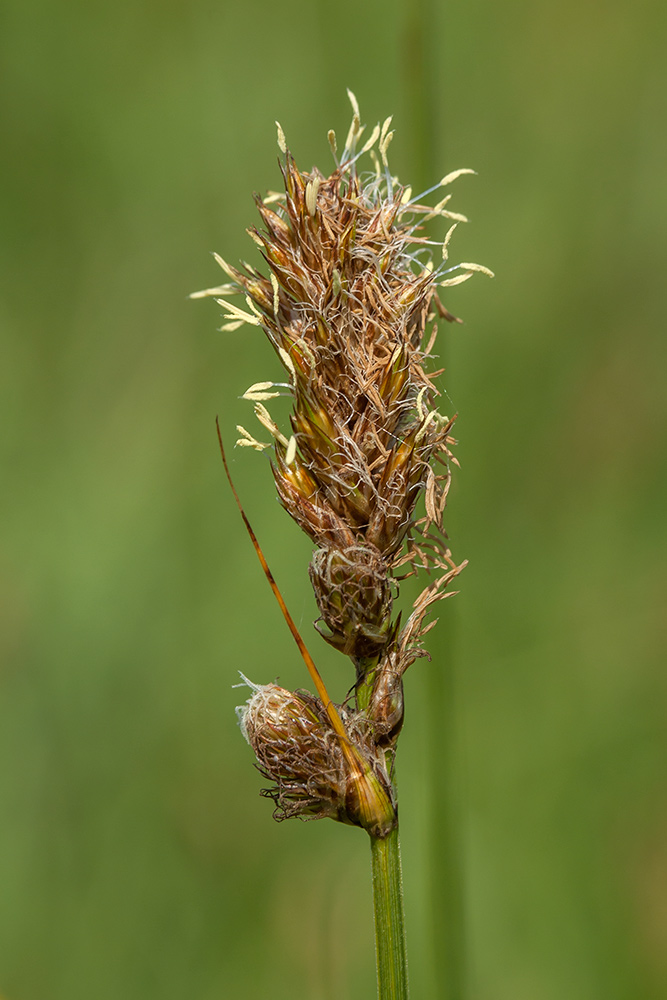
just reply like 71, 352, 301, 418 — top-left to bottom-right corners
370, 825, 410, 1000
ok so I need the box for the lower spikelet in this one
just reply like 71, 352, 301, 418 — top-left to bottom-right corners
237, 677, 396, 837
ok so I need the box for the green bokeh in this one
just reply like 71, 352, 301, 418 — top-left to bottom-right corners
1, 1, 666, 997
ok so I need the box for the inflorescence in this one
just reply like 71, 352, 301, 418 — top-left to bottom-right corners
193, 92, 492, 838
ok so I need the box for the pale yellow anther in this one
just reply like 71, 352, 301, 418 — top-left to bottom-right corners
275, 121, 287, 154
254, 403, 289, 446
285, 436, 297, 466
246, 381, 274, 392
263, 191, 286, 205
243, 382, 280, 402
415, 410, 436, 444
344, 90, 362, 152
245, 295, 263, 319
380, 131, 394, 167
305, 177, 320, 217
439, 168, 476, 187
270, 272, 280, 317
219, 320, 245, 332
416, 386, 428, 418
213, 252, 237, 279
247, 230, 265, 247
441, 223, 458, 261
328, 129, 337, 156
216, 298, 261, 326
459, 262, 495, 277
439, 272, 474, 288
189, 283, 236, 299
423, 194, 452, 222
236, 425, 270, 451
380, 116, 393, 144
401, 186, 413, 205
424, 260, 434, 274
344, 119, 361, 153
360, 123, 381, 155
347, 88, 360, 121
278, 346, 296, 382
441, 210, 469, 223
424, 466, 439, 524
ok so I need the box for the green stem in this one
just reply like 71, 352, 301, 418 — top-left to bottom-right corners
370, 825, 410, 1000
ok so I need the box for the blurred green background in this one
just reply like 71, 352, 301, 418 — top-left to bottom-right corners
1, 0, 666, 997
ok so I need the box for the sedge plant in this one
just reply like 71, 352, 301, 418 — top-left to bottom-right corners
193, 92, 491, 999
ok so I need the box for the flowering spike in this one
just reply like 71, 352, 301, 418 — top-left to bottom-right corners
199, 103, 489, 833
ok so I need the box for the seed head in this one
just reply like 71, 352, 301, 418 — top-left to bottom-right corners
196, 93, 491, 831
